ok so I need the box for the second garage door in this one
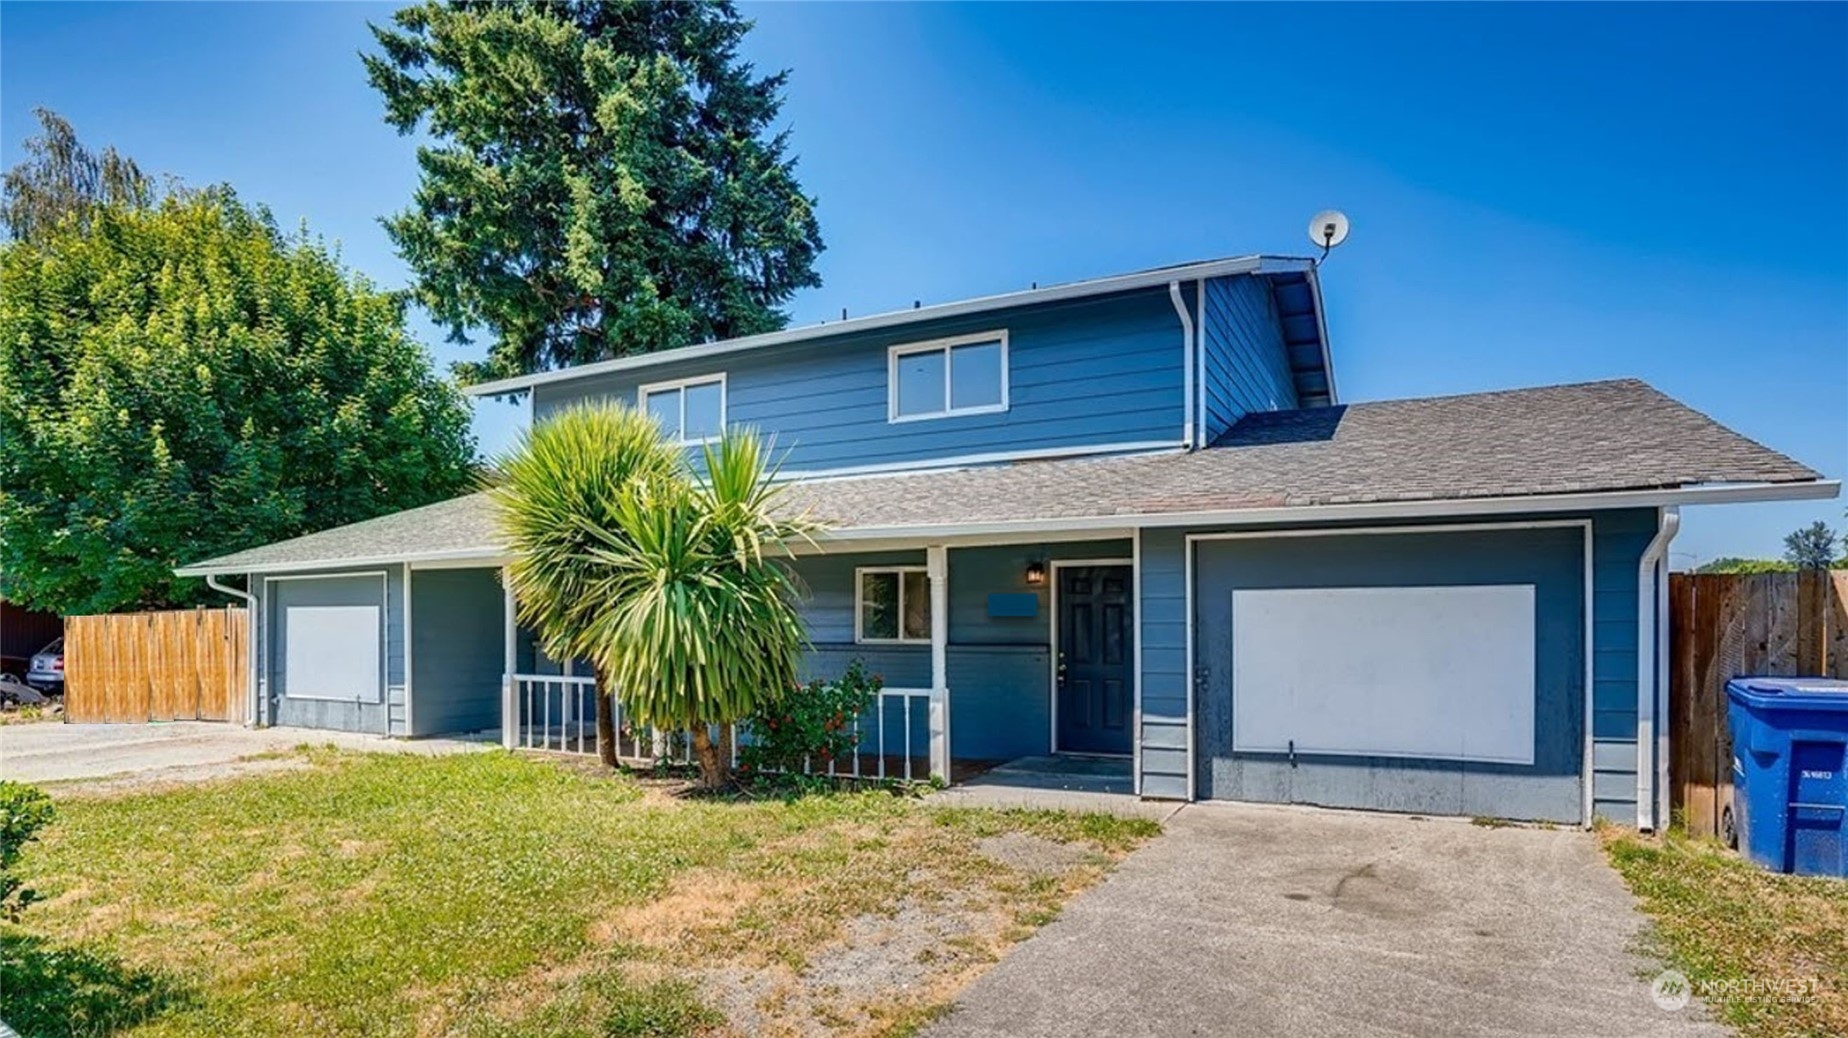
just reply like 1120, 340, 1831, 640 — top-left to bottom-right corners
1192, 524, 1586, 823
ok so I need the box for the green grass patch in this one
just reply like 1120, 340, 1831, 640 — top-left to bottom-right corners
1, 749, 1155, 1037
1601, 825, 1847, 1038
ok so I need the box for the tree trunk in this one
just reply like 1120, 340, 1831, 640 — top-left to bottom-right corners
594, 666, 618, 769
690, 723, 727, 789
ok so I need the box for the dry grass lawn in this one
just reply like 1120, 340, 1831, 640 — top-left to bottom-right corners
0, 747, 1156, 1038
1602, 825, 1847, 1038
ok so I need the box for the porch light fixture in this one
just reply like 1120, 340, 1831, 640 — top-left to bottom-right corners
1024, 560, 1047, 587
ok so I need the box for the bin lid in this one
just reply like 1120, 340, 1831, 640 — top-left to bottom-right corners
1726, 677, 1848, 709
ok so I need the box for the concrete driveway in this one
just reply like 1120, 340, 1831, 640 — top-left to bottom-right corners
930, 801, 1726, 1038
0, 721, 489, 787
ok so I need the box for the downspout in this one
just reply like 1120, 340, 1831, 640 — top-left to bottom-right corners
1635, 507, 1680, 830
1169, 281, 1195, 450
1195, 277, 1207, 447
205, 573, 260, 728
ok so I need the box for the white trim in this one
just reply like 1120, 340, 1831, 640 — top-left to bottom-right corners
636, 372, 727, 445
1195, 277, 1207, 448
501, 567, 517, 751
179, 547, 513, 578
886, 330, 1010, 423
1132, 531, 1144, 795
408, 556, 517, 571
203, 574, 260, 728
1657, 529, 1674, 828
1183, 519, 1593, 543
262, 569, 392, 583
1047, 557, 1136, 756
926, 545, 950, 780
1184, 519, 1596, 818
403, 562, 414, 736
790, 527, 1141, 556
1304, 266, 1338, 404
853, 565, 932, 644
262, 570, 390, 704
1581, 522, 1597, 828
465, 254, 1301, 397
1184, 535, 1197, 801
1170, 282, 1195, 450
813, 480, 1841, 543
173, 479, 1839, 578
782, 439, 1185, 483
1636, 507, 1680, 830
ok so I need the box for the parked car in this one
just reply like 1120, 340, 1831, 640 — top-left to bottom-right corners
26, 637, 63, 694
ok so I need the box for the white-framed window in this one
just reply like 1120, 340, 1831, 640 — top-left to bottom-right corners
887, 331, 1008, 422
638, 374, 726, 444
855, 566, 932, 643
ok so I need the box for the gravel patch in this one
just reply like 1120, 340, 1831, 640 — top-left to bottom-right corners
802, 897, 981, 999
975, 832, 1098, 876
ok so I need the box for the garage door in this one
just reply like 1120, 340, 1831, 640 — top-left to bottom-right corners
268, 573, 390, 733
1193, 525, 1585, 823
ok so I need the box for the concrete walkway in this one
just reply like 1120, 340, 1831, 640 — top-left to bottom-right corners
0, 721, 491, 786
928, 801, 1727, 1038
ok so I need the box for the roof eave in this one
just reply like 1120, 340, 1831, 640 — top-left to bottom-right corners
173, 478, 1836, 577
463, 254, 1312, 398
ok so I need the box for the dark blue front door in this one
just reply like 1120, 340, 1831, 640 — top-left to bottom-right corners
1057, 565, 1134, 755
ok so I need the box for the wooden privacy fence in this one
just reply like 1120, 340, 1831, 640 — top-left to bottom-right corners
64, 608, 248, 724
1668, 570, 1848, 838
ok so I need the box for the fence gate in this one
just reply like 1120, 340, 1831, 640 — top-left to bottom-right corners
64, 608, 248, 724
1668, 571, 1848, 838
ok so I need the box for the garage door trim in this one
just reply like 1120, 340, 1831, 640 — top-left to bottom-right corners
1183, 520, 1594, 822
264, 570, 390, 704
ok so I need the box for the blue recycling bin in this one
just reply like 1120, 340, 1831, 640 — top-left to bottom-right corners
1726, 678, 1848, 877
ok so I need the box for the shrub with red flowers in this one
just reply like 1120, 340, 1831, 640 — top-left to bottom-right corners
737, 660, 882, 778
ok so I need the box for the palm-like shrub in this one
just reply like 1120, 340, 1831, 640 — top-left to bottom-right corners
492, 404, 680, 767
493, 404, 814, 786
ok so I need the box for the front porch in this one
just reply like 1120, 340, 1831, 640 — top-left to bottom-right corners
492, 535, 1141, 789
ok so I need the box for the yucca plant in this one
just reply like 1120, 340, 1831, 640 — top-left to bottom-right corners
493, 403, 815, 786
580, 431, 816, 787
491, 403, 681, 768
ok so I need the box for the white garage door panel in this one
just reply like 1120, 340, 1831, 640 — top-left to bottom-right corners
1230, 585, 1536, 765
284, 604, 382, 702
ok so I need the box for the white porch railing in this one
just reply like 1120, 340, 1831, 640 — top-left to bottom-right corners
745, 686, 948, 783
504, 674, 948, 782
504, 673, 693, 764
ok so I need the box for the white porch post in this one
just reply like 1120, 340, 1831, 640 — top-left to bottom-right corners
926, 544, 950, 782
501, 567, 517, 750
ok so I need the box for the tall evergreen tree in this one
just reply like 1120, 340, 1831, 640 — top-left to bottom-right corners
1782, 520, 1839, 571
366, 0, 824, 382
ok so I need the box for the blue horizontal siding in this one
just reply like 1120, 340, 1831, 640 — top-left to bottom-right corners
533, 289, 1188, 473
1201, 275, 1298, 443
1136, 509, 1656, 821
1137, 527, 1191, 799
788, 539, 1128, 761
409, 567, 507, 737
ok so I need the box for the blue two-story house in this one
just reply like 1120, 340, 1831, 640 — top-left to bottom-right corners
177, 254, 1834, 828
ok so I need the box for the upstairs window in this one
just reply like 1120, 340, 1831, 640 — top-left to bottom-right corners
639, 374, 726, 444
888, 332, 1008, 422
856, 567, 931, 643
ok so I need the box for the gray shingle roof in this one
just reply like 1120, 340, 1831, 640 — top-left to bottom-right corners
177, 379, 1824, 574
174, 491, 502, 575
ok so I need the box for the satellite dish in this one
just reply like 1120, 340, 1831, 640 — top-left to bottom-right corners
1308, 210, 1350, 254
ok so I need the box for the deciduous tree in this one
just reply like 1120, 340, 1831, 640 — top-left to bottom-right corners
0, 120, 476, 614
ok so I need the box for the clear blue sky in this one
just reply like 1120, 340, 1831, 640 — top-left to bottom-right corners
4, 2, 1844, 566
